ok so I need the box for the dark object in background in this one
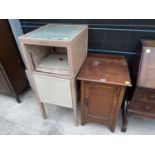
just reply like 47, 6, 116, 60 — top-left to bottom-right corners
0, 20, 29, 102
122, 39, 155, 132
122, 87, 155, 132
77, 54, 131, 132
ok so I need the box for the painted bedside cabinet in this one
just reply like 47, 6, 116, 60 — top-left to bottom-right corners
77, 54, 131, 132
19, 24, 88, 126
122, 39, 155, 132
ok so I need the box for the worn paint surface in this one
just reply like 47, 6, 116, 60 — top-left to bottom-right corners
23, 24, 86, 41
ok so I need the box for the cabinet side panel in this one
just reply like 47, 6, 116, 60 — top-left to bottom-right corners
68, 29, 88, 77
19, 43, 35, 89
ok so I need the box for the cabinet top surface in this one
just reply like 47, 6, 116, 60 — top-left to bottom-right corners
77, 54, 132, 86
141, 39, 155, 47
19, 24, 87, 42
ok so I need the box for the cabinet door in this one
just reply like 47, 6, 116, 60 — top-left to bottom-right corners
83, 82, 120, 124
138, 47, 155, 88
33, 74, 72, 108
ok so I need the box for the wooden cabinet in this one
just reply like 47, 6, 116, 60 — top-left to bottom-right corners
122, 39, 155, 132
19, 24, 88, 125
77, 54, 131, 132
137, 40, 155, 89
0, 20, 28, 102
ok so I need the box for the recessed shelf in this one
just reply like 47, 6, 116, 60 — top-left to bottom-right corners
36, 54, 69, 75
25, 44, 70, 75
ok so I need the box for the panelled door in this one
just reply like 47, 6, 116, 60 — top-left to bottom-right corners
138, 47, 155, 89
83, 82, 121, 125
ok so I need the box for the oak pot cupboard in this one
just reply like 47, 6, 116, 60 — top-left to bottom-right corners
77, 54, 131, 132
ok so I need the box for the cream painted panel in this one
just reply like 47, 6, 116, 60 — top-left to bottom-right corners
33, 74, 72, 108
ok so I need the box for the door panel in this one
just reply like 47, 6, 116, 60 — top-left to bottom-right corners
84, 82, 120, 121
138, 47, 155, 88
33, 74, 72, 108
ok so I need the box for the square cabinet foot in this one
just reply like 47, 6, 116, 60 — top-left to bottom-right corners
110, 127, 115, 133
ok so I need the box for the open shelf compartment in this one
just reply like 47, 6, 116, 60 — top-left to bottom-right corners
25, 44, 70, 75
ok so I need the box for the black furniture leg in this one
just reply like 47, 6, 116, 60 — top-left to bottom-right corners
15, 94, 21, 103
121, 112, 130, 132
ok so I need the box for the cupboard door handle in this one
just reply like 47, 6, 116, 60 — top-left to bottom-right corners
84, 98, 89, 105
144, 106, 150, 111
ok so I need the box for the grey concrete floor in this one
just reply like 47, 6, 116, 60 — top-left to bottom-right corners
0, 89, 155, 135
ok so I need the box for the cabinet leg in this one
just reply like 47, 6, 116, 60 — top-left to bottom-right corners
73, 103, 78, 126
70, 79, 78, 126
110, 127, 115, 133
121, 112, 130, 132
35, 92, 47, 119
109, 123, 116, 132
80, 103, 85, 126
80, 101, 85, 126
110, 86, 126, 133
80, 81, 86, 126
15, 95, 21, 103
40, 102, 47, 119
81, 117, 85, 126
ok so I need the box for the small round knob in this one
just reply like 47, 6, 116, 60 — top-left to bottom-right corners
144, 106, 150, 111
146, 49, 151, 54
